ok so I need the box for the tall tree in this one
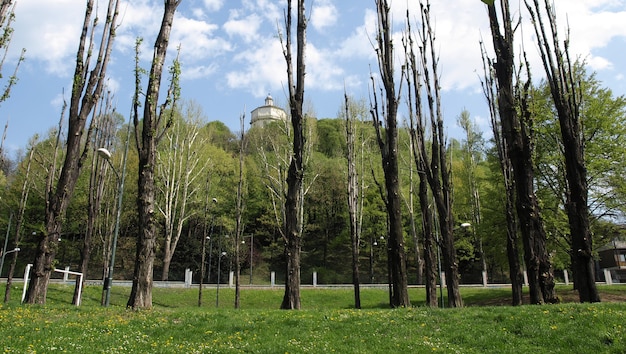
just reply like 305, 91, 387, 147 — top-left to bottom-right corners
73, 92, 117, 305
456, 110, 486, 281
479, 41, 523, 305
403, 13, 437, 307
525, 0, 600, 303
3, 137, 35, 303
157, 101, 206, 281
25, 0, 120, 304
344, 93, 362, 308
234, 111, 247, 309
415, 1, 462, 307
128, 0, 181, 310
370, 0, 410, 308
278, 0, 307, 310
484, 0, 557, 304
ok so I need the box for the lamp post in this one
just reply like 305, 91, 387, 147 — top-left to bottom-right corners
436, 222, 471, 308
241, 234, 254, 285
98, 123, 131, 307
0, 213, 13, 277
0, 248, 20, 277
198, 197, 217, 307
216, 250, 227, 308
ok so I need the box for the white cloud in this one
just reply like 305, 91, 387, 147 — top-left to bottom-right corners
247, 0, 281, 24
182, 63, 220, 80
225, 37, 285, 97
335, 9, 377, 60
203, 0, 224, 12
172, 17, 232, 61
11, 0, 86, 75
306, 44, 345, 91
224, 13, 262, 43
311, 0, 338, 32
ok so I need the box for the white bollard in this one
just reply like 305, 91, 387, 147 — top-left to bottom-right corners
184, 268, 192, 288
229, 271, 234, 288
22, 264, 32, 303
604, 269, 612, 285
313, 272, 317, 287
271, 271, 275, 287
64, 266, 70, 282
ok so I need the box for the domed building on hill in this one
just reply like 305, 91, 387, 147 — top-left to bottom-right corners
250, 94, 287, 128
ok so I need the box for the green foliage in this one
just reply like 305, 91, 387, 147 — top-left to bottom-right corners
533, 66, 626, 269
315, 118, 345, 158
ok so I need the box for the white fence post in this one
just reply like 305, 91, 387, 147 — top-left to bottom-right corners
604, 269, 613, 285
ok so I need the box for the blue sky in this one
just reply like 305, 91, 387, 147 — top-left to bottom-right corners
2, 0, 625, 158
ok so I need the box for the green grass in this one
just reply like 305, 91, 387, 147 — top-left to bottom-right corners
1, 284, 625, 353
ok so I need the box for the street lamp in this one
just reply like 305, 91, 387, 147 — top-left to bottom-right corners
0, 213, 13, 278
199, 197, 217, 307
0, 248, 20, 277
216, 250, 227, 308
241, 234, 254, 285
98, 126, 131, 307
436, 222, 471, 308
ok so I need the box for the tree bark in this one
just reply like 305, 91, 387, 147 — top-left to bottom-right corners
485, 0, 556, 304
419, 179, 438, 307
127, 0, 180, 310
525, 0, 599, 303
480, 41, 524, 305
345, 93, 361, 309
4, 141, 34, 303
279, 0, 306, 310
235, 112, 246, 309
370, 0, 410, 308
73, 96, 115, 305
25, 0, 119, 304
416, 2, 462, 307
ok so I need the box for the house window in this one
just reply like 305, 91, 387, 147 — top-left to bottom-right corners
619, 253, 626, 263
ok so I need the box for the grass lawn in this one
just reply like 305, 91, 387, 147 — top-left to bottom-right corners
0, 284, 624, 353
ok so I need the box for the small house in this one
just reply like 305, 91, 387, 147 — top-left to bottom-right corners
597, 240, 626, 283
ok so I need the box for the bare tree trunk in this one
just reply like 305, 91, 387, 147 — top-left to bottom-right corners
158, 102, 205, 281
128, 0, 181, 310
525, 0, 599, 303
481, 46, 523, 305
480, 42, 523, 305
345, 93, 361, 309
420, 181, 438, 307
485, 0, 556, 304
403, 3, 439, 307
25, 0, 119, 304
235, 112, 247, 309
413, 1, 462, 307
73, 92, 116, 305
4, 140, 35, 303
279, 0, 306, 310
369, 0, 410, 308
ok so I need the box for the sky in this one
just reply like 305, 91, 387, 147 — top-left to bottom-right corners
2, 0, 625, 158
